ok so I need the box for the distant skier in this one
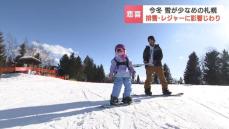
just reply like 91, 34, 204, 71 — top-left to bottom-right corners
143, 35, 172, 96
109, 44, 136, 105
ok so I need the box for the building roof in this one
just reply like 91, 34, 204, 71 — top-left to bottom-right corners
19, 56, 41, 64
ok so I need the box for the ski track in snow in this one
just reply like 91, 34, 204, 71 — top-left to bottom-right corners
1, 73, 229, 129
188, 98, 229, 120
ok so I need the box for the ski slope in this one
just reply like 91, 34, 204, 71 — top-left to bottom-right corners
0, 73, 229, 129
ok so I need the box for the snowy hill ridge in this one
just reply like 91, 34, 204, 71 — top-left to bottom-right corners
0, 73, 229, 129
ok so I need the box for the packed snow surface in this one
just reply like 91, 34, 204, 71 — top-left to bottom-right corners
0, 73, 229, 129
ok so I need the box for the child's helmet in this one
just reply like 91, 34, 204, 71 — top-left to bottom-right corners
115, 44, 125, 52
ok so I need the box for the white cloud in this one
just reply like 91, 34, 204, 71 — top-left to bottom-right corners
32, 41, 78, 65
32, 41, 76, 56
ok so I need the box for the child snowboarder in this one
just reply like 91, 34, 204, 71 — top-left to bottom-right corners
109, 44, 136, 105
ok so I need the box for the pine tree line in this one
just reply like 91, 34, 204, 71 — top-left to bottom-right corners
58, 54, 105, 82
184, 50, 229, 85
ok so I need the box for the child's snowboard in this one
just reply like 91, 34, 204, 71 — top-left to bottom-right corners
100, 99, 141, 108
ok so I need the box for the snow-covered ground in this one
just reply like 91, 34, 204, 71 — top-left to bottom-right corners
0, 73, 229, 129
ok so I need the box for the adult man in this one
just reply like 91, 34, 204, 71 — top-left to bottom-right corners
143, 35, 172, 96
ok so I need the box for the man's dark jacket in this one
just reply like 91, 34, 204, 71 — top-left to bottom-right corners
143, 44, 163, 66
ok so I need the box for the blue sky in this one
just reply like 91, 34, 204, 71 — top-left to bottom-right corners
0, 0, 228, 80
